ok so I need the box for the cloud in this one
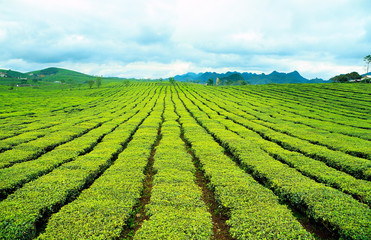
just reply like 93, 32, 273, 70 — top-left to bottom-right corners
58, 61, 194, 79
0, 0, 370, 79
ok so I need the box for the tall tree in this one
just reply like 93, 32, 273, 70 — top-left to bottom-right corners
168, 77, 175, 85
96, 77, 102, 88
87, 79, 95, 89
364, 55, 371, 75
207, 78, 214, 86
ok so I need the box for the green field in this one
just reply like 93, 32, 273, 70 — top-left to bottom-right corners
0, 82, 370, 239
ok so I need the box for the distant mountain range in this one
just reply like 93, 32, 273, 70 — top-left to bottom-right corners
174, 71, 328, 85
1, 67, 330, 85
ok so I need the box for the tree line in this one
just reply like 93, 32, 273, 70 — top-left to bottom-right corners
330, 55, 370, 83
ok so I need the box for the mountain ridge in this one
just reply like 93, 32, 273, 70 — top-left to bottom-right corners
1, 67, 330, 85
174, 70, 328, 84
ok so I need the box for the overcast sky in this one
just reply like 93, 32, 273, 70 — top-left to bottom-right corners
0, 0, 370, 79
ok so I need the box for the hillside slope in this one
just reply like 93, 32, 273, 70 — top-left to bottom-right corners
27, 67, 94, 82
0, 69, 28, 78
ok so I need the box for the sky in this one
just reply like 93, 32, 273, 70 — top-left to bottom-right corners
0, 0, 370, 79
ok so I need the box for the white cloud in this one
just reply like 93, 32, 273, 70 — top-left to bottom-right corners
0, 0, 370, 79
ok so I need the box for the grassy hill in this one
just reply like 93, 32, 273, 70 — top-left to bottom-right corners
0, 69, 28, 78
27, 67, 95, 83
0, 67, 133, 89
0, 67, 98, 87
0, 69, 30, 86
